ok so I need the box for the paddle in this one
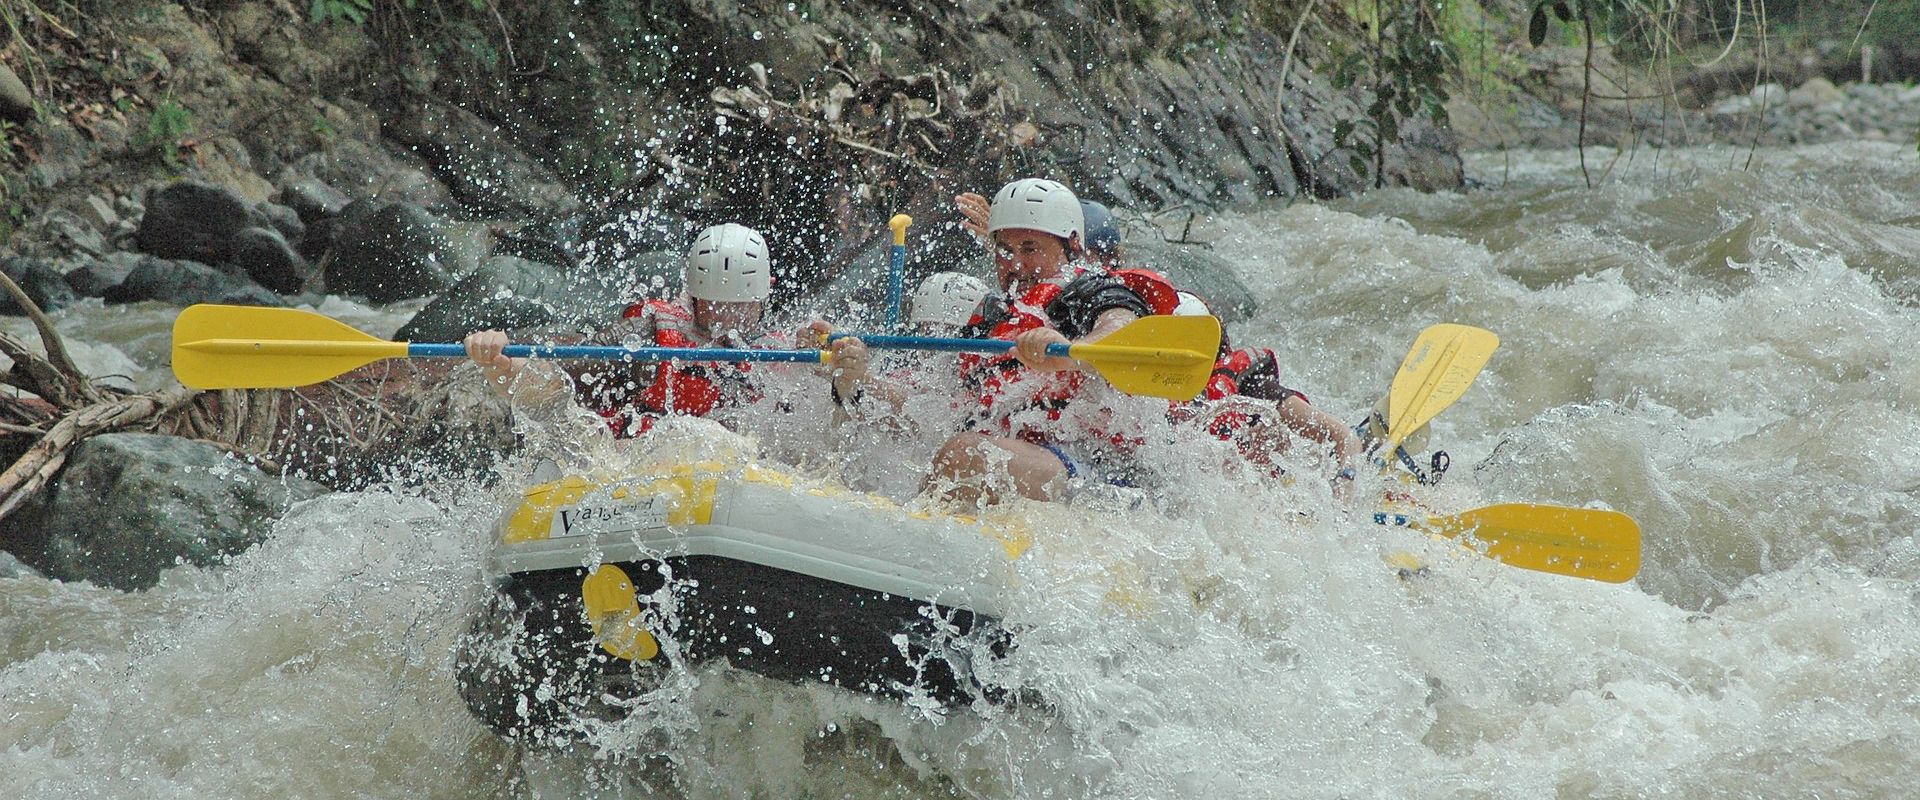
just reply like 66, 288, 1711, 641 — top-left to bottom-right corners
885, 214, 911, 332
582, 563, 660, 661
173, 304, 1219, 400
1375, 502, 1641, 583
1382, 323, 1499, 453
169, 304, 831, 390
829, 313, 1221, 401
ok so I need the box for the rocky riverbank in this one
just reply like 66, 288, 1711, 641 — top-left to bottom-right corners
1446, 44, 1920, 155
0, 0, 1451, 590
3, 1, 1911, 592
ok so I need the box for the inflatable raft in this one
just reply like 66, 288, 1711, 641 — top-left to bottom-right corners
454, 446, 1037, 740
449, 426, 1631, 742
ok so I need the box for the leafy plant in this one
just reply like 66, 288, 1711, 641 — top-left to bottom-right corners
139, 99, 194, 169
1330, 0, 1458, 188
310, 112, 336, 141
310, 0, 373, 26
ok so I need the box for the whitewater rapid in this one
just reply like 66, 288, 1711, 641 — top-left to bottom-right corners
4, 141, 1920, 798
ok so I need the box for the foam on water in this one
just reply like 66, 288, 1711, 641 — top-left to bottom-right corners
6, 141, 1920, 796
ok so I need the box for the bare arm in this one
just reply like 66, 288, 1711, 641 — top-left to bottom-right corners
1276, 394, 1362, 500
1012, 308, 1138, 373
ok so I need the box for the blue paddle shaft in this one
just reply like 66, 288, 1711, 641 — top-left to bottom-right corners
407, 343, 826, 364
886, 243, 906, 331
825, 333, 1069, 358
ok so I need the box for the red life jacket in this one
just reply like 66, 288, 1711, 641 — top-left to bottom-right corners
956, 277, 1084, 439
599, 299, 771, 438
956, 266, 1179, 444
1110, 268, 1181, 316
1183, 346, 1311, 451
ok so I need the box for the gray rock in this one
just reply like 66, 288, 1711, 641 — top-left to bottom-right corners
380, 98, 581, 219
0, 256, 79, 315
0, 551, 44, 581
1750, 82, 1788, 105
0, 62, 29, 123
103, 255, 286, 307
6, 433, 328, 591
256, 201, 306, 243
278, 177, 350, 224
28, 208, 107, 259
228, 226, 306, 294
396, 253, 649, 343
1711, 95, 1754, 116
1788, 77, 1845, 108
324, 200, 461, 303
64, 251, 144, 297
80, 195, 120, 229
136, 180, 267, 264
395, 255, 564, 343
293, 140, 453, 211
297, 215, 337, 263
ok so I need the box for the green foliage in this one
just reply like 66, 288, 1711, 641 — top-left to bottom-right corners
310, 0, 373, 25
310, 112, 336, 142
1761, 0, 1920, 53
1330, 0, 1458, 187
139, 99, 194, 169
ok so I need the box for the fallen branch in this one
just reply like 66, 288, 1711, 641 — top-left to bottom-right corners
0, 384, 199, 525
0, 269, 106, 409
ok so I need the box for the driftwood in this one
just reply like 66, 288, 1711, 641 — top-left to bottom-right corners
0, 384, 199, 521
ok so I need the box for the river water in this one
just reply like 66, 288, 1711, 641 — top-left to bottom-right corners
4, 141, 1920, 798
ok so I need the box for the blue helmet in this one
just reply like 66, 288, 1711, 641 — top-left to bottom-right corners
1079, 200, 1121, 257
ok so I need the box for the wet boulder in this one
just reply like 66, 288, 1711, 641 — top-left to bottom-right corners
381, 98, 581, 220
229, 226, 307, 294
7, 433, 329, 592
396, 252, 669, 342
325, 199, 463, 303
0, 256, 80, 315
103, 255, 285, 307
0, 551, 43, 581
277, 176, 351, 224
63, 251, 143, 298
135, 180, 268, 265
256, 201, 307, 244
292, 139, 454, 212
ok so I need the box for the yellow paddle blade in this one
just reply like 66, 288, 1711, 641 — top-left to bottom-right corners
1424, 503, 1642, 583
1386, 323, 1499, 450
581, 564, 660, 662
171, 304, 409, 390
1068, 314, 1221, 401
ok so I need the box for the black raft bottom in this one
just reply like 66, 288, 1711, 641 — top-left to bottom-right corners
456, 554, 1014, 741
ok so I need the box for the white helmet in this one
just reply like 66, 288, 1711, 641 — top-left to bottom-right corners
685, 223, 771, 302
986, 178, 1083, 244
1172, 291, 1212, 317
909, 272, 991, 327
